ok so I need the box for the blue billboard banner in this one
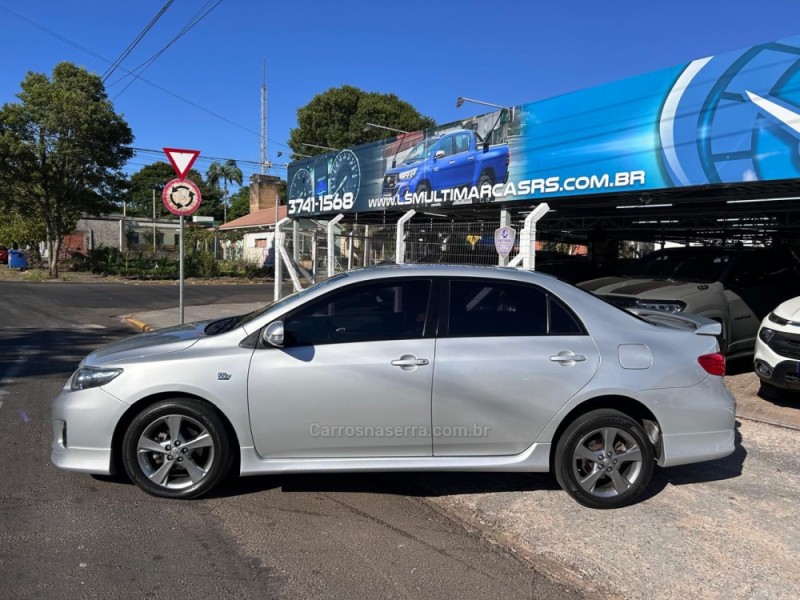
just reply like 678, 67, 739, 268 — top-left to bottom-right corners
287, 35, 800, 217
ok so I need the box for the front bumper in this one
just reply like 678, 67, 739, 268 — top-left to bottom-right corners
755, 331, 800, 390
754, 358, 800, 390
51, 385, 129, 475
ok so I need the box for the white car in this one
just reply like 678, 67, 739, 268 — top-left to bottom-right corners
754, 296, 800, 392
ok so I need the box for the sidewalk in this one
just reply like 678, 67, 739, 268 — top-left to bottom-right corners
124, 302, 800, 430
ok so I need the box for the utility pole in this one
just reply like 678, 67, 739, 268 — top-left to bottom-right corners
261, 61, 267, 175
152, 186, 157, 253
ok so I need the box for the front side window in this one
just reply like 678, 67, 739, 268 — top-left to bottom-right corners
447, 279, 584, 337
284, 279, 431, 346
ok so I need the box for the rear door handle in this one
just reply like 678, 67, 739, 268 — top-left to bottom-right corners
550, 351, 587, 364
391, 355, 430, 370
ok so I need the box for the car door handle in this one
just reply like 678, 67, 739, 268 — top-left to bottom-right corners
391, 355, 429, 369
449, 160, 456, 164
550, 351, 587, 364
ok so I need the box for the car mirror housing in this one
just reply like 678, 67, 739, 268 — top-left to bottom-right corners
434, 150, 445, 160
262, 321, 285, 348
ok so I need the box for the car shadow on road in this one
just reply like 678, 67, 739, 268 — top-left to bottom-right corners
637, 420, 746, 503
756, 383, 800, 409
206, 470, 560, 501
0, 327, 130, 380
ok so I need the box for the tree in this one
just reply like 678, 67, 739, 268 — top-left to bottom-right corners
206, 159, 243, 222
288, 85, 435, 157
127, 161, 222, 220
0, 62, 133, 278
226, 185, 250, 221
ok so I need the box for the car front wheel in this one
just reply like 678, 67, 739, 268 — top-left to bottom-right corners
554, 409, 654, 509
122, 398, 232, 499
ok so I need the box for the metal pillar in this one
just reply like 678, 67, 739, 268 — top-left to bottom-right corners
395, 210, 416, 264
327, 214, 344, 278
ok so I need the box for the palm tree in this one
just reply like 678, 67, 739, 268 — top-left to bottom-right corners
207, 159, 243, 222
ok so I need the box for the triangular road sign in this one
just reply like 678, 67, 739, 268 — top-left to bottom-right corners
163, 147, 200, 179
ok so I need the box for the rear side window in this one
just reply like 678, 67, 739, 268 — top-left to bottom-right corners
447, 280, 584, 337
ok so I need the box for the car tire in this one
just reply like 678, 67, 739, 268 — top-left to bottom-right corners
554, 408, 654, 509
475, 172, 495, 204
416, 180, 430, 196
121, 398, 232, 499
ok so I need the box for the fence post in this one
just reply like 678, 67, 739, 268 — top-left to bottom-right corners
520, 203, 550, 271
292, 220, 300, 263
327, 214, 344, 277
395, 210, 416, 264
274, 217, 288, 302
363, 225, 371, 267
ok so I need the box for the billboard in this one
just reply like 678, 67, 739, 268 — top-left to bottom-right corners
288, 34, 800, 217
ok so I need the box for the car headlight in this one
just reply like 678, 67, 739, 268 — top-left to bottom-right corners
399, 168, 417, 180
636, 300, 686, 313
768, 312, 789, 326
759, 328, 776, 344
70, 367, 123, 391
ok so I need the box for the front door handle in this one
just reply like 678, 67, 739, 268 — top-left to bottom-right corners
550, 351, 587, 365
391, 355, 430, 370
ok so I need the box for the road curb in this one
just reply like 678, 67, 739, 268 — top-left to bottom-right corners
124, 317, 154, 332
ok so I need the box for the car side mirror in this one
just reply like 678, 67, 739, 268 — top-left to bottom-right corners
262, 321, 285, 347
434, 150, 445, 160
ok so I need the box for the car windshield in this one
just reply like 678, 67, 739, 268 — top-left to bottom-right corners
626, 251, 732, 283
205, 273, 350, 335
402, 138, 438, 164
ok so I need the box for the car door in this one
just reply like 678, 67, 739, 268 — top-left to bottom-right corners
248, 278, 436, 458
429, 135, 456, 190
431, 278, 600, 456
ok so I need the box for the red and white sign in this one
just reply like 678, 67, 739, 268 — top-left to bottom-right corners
163, 147, 200, 179
162, 178, 202, 216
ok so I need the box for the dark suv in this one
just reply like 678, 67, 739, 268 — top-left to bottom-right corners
579, 246, 800, 356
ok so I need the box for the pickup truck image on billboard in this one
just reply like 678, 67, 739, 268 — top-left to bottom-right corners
382, 129, 509, 204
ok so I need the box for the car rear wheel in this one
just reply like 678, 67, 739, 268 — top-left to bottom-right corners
475, 172, 495, 204
122, 398, 232, 499
554, 409, 654, 509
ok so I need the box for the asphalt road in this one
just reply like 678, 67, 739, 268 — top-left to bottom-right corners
0, 281, 581, 600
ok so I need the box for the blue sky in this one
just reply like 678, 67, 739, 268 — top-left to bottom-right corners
2, 0, 800, 194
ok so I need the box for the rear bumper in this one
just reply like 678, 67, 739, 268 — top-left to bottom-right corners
638, 377, 736, 468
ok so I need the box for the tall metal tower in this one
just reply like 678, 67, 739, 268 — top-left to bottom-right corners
260, 61, 267, 174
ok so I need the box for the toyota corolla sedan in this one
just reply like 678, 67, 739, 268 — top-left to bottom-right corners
52, 265, 735, 509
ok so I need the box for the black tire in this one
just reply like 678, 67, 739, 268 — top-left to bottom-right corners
122, 398, 232, 499
475, 172, 495, 204
554, 409, 654, 509
416, 180, 430, 196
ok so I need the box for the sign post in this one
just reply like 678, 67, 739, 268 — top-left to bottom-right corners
162, 148, 202, 324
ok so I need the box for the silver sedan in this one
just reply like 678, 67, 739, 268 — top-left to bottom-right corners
51, 265, 735, 509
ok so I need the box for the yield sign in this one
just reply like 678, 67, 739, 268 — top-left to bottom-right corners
163, 147, 200, 179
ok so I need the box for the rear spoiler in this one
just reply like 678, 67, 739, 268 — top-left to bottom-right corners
628, 308, 722, 336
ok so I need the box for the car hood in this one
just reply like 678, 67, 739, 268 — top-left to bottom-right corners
84, 320, 212, 367
386, 159, 424, 176
773, 296, 800, 321
579, 277, 709, 299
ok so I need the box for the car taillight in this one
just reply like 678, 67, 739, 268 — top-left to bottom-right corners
698, 353, 725, 376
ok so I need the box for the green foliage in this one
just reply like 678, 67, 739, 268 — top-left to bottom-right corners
0, 62, 134, 278
288, 85, 436, 157
207, 159, 243, 222
126, 161, 223, 220
227, 185, 250, 221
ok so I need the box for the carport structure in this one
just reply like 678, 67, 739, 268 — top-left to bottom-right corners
278, 34, 800, 295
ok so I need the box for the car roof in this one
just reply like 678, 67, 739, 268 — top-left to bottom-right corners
341, 263, 558, 284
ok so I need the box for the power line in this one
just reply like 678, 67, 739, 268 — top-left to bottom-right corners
0, 4, 292, 152
102, 0, 175, 82
109, 0, 223, 98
